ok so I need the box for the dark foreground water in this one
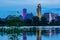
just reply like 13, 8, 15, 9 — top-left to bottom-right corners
0, 26, 60, 40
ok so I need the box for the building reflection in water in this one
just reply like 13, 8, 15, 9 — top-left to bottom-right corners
36, 28, 41, 40
0, 27, 60, 40
43, 28, 59, 36
49, 28, 52, 37
23, 28, 27, 40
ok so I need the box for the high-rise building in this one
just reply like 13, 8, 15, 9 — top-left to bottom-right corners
55, 16, 60, 21
42, 13, 58, 23
49, 13, 52, 23
23, 8, 27, 19
26, 13, 33, 19
36, 3, 41, 19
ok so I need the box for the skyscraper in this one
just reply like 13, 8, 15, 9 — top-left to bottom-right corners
36, 3, 41, 19
42, 13, 58, 23
49, 13, 52, 23
23, 8, 27, 19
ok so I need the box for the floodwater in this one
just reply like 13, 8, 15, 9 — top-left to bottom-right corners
0, 26, 60, 40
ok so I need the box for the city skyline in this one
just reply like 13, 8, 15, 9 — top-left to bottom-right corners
0, 0, 60, 18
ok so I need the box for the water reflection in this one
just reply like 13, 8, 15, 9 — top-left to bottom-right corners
0, 26, 60, 40
8, 34, 18, 40
36, 28, 41, 40
23, 28, 27, 40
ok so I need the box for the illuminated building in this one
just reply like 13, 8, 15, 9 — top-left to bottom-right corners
42, 13, 58, 23
23, 8, 27, 19
36, 3, 41, 19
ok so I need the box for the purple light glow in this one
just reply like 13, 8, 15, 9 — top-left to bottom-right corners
23, 8, 27, 19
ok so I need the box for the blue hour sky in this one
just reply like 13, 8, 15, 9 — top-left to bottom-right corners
0, 0, 60, 18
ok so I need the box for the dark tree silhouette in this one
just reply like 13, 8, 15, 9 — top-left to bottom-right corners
41, 17, 48, 26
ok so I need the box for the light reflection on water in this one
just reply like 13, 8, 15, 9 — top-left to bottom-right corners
0, 26, 60, 40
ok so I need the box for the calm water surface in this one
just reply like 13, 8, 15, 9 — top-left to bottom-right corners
0, 26, 60, 40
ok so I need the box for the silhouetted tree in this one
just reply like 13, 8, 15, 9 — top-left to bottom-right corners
0, 18, 5, 26
49, 20, 56, 26
41, 17, 48, 26
6, 16, 24, 26
24, 19, 32, 26
32, 16, 40, 26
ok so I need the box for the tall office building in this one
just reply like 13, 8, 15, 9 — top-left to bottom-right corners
42, 13, 58, 23
49, 13, 52, 23
36, 3, 41, 19
23, 8, 27, 19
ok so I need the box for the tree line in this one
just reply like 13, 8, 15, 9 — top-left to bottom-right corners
0, 16, 60, 26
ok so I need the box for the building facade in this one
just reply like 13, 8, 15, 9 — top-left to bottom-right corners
36, 3, 41, 19
26, 13, 33, 19
23, 8, 27, 19
42, 13, 58, 23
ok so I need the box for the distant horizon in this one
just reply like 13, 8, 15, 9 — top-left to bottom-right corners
0, 8, 60, 18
